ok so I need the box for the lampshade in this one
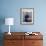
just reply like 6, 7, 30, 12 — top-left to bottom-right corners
5, 18, 14, 25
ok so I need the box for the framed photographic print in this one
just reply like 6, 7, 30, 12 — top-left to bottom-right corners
20, 8, 34, 25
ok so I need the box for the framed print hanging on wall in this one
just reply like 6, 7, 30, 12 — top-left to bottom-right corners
20, 8, 34, 25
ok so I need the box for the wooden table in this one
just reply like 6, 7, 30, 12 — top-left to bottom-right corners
4, 32, 43, 46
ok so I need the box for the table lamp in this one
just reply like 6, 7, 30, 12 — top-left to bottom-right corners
5, 18, 14, 35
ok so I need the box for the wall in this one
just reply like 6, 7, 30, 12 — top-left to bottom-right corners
0, 0, 46, 46
0, 0, 46, 32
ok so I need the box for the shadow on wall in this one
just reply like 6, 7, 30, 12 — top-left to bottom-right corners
0, 16, 5, 32
0, 16, 5, 46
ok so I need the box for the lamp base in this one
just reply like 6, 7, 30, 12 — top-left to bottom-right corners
8, 32, 11, 35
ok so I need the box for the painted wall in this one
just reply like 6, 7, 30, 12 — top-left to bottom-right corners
0, 0, 46, 32
0, 0, 46, 46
